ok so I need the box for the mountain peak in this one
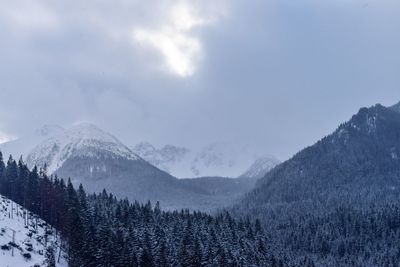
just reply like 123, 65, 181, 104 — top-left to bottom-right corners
337, 104, 391, 137
26, 123, 139, 173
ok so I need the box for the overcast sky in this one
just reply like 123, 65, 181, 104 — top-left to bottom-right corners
0, 0, 399, 160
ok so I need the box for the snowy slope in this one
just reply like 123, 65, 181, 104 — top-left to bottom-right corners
0, 125, 64, 160
132, 142, 280, 178
0, 195, 67, 267
239, 155, 280, 179
26, 123, 141, 173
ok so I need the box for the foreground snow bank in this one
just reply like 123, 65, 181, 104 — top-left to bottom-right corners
0, 195, 67, 267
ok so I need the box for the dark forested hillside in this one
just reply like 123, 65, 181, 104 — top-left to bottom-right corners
0, 152, 297, 267
234, 103, 400, 266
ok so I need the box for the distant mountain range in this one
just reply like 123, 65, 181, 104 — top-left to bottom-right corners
0, 123, 278, 211
132, 141, 279, 178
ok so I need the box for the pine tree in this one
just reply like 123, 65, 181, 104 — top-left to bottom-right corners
6, 156, 18, 200
156, 239, 168, 267
45, 246, 56, 267
65, 179, 84, 266
192, 237, 202, 267
26, 166, 40, 212
139, 249, 154, 267
95, 222, 114, 266
18, 160, 30, 208
0, 151, 5, 194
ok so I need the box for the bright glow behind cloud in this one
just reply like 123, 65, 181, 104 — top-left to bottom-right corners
0, 132, 13, 144
133, 2, 224, 77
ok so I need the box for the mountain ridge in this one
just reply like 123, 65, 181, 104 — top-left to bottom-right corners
250, 103, 400, 203
233, 102, 400, 266
132, 141, 279, 178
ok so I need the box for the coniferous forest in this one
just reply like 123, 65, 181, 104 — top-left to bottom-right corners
0, 152, 290, 267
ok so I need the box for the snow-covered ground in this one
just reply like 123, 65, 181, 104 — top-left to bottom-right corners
0, 195, 67, 267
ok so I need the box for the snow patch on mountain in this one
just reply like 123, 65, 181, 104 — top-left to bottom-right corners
0, 195, 67, 266
26, 123, 140, 173
239, 155, 280, 179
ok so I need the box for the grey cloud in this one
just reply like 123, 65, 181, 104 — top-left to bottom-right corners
0, 0, 399, 160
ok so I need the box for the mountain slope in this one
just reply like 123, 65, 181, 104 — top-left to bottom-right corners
239, 155, 280, 179
234, 103, 400, 266
0, 195, 67, 266
244, 104, 400, 205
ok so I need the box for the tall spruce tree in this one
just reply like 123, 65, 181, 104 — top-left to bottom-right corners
0, 151, 5, 194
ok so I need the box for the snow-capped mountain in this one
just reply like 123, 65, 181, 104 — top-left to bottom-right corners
0, 195, 67, 267
1, 123, 276, 210
239, 155, 281, 179
132, 142, 280, 178
21, 123, 237, 210
26, 123, 140, 173
0, 124, 64, 160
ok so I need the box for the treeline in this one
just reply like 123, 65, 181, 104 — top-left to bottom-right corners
0, 152, 291, 267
